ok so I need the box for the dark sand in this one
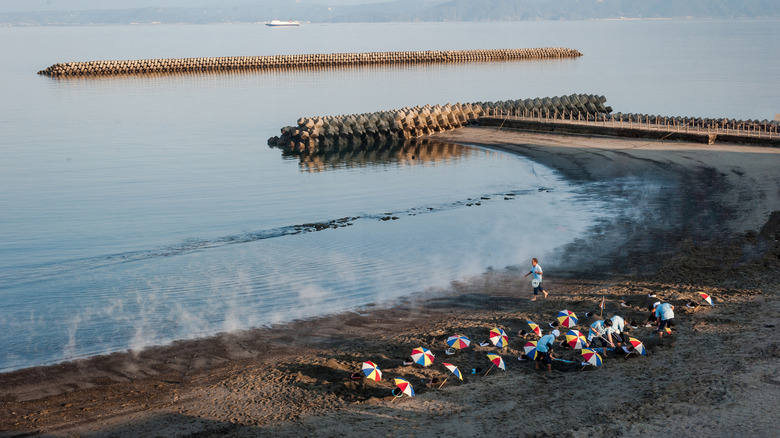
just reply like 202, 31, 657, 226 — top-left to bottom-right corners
1, 127, 779, 437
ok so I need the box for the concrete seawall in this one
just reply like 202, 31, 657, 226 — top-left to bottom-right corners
37, 48, 583, 77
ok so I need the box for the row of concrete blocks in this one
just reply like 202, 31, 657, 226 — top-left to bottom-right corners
37, 48, 583, 77
268, 94, 608, 153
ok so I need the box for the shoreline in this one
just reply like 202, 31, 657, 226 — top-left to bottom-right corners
2, 128, 779, 437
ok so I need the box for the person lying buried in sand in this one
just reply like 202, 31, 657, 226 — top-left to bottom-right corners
686, 301, 700, 309
535, 329, 560, 372
523, 257, 548, 301
653, 302, 675, 338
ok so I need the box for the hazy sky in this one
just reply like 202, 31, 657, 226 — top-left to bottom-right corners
0, 0, 389, 13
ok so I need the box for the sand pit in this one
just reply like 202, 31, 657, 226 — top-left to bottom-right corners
1, 128, 778, 437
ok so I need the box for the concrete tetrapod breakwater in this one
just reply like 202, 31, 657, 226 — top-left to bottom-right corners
37, 48, 583, 77
267, 94, 610, 154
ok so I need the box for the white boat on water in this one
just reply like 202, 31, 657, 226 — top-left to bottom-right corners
266, 20, 300, 27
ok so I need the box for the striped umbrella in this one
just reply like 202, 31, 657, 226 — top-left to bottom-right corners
700, 292, 714, 306
411, 347, 435, 367
438, 362, 463, 388
489, 327, 509, 348
565, 329, 588, 350
557, 310, 578, 328
484, 353, 506, 375
393, 378, 415, 398
361, 361, 382, 381
627, 337, 647, 356
446, 335, 471, 350
442, 363, 464, 381
523, 341, 539, 360
581, 348, 603, 367
527, 321, 542, 337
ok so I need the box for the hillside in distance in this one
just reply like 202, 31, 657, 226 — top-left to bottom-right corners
1, 0, 777, 25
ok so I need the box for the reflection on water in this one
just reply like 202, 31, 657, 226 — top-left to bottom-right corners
273, 137, 485, 172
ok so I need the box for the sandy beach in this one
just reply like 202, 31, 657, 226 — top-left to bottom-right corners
1, 127, 779, 437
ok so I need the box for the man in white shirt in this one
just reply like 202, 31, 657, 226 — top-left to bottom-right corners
607, 315, 629, 347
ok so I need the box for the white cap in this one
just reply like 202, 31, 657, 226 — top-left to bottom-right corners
552, 329, 560, 337
653, 301, 661, 308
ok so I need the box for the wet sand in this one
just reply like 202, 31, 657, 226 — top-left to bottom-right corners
1, 127, 779, 437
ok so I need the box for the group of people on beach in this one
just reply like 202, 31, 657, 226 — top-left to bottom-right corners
522, 257, 676, 372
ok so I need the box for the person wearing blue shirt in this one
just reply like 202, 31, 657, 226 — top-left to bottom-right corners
523, 257, 547, 301
588, 319, 614, 355
654, 302, 675, 338
535, 329, 559, 372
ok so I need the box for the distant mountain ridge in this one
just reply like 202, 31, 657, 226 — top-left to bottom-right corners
1, 0, 777, 25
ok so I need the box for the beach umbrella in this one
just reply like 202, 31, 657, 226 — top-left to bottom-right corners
393, 378, 415, 398
442, 363, 464, 381
581, 348, 603, 367
565, 329, 588, 350
489, 328, 509, 348
361, 361, 382, 381
627, 337, 647, 356
484, 353, 506, 375
557, 310, 578, 328
446, 335, 471, 350
527, 321, 542, 337
523, 341, 539, 360
439, 362, 464, 388
700, 292, 714, 306
411, 347, 435, 367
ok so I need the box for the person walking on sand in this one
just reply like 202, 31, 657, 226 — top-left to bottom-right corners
654, 302, 675, 338
523, 257, 547, 301
535, 329, 560, 372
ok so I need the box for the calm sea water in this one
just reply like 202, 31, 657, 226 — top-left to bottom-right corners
1, 20, 778, 372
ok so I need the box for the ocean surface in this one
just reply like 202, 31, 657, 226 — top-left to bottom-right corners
1, 19, 778, 373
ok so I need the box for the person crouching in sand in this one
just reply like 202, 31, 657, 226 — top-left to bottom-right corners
535, 329, 560, 372
653, 302, 675, 338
